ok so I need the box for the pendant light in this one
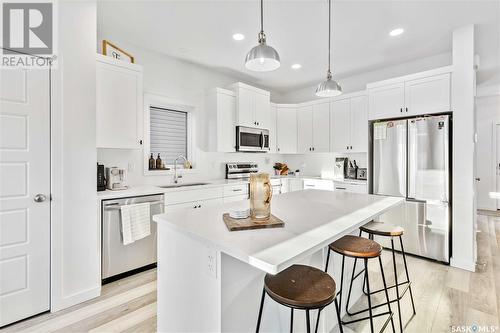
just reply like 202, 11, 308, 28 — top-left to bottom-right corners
245, 0, 280, 72
315, 0, 342, 97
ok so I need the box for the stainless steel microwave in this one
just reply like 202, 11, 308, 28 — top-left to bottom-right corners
236, 126, 270, 152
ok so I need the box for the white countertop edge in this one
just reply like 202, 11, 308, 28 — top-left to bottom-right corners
249, 196, 404, 274
489, 192, 500, 199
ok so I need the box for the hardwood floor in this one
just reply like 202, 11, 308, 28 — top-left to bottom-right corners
3, 211, 499, 333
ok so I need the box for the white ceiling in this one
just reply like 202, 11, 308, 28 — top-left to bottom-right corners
97, 0, 500, 92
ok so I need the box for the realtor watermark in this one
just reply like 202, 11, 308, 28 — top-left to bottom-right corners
1, 1, 57, 68
451, 325, 499, 333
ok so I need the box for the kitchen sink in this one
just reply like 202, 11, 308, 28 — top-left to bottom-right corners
159, 182, 210, 189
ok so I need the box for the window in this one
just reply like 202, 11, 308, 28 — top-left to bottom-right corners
149, 106, 188, 166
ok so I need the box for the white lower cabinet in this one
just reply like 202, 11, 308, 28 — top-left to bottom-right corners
303, 179, 334, 191
333, 182, 368, 193
167, 198, 223, 211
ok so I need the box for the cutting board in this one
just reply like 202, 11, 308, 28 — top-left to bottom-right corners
223, 213, 284, 232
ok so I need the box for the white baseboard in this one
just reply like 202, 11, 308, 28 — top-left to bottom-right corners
51, 285, 101, 312
450, 257, 476, 272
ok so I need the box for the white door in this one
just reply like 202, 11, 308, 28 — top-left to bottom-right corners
312, 103, 330, 152
276, 106, 298, 154
0, 68, 50, 326
368, 82, 405, 120
297, 106, 313, 153
236, 87, 254, 127
254, 92, 270, 129
349, 95, 368, 152
96, 59, 142, 149
330, 99, 350, 152
404, 73, 451, 116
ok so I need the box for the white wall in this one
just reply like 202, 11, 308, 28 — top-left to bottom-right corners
51, 1, 99, 311
475, 94, 500, 210
276, 52, 452, 103
95, 38, 288, 184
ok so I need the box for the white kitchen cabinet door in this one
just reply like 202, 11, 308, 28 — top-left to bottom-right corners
206, 89, 236, 153
236, 87, 254, 127
404, 73, 451, 116
368, 82, 405, 120
276, 106, 298, 154
297, 106, 313, 153
349, 95, 368, 152
330, 99, 350, 152
96, 56, 143, 149
167, 198, 223, 211
269, 104, 277, 152
223, 195, 249, 203
254, 92, 270, 129
312, 103, 330, 152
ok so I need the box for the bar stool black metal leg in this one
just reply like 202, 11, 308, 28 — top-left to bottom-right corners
290, 308, 294, 333
364, 259, 375, 333
314, 308, 319, 333
334, 298, 344, 333
400, 236, 416, 315
256, 288, 266, 333
391, 238, 402, 333
324, 248, 332, 273
306, 309, 311, 333
345, 257, 358, 314
379, 256, 396, 333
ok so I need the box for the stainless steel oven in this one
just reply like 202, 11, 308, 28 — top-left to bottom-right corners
236, 126, 270, 152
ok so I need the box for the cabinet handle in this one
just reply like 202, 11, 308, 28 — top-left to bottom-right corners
277, 147, 280, 151
233, 188, 243, 192
336, 187, 347, 190
350, 146, 352, 150
198, 205, 202, 208
139, 140, 143, 145
312, 147, 315, 151
193, 205, 197, 209
405, 107, 408, 112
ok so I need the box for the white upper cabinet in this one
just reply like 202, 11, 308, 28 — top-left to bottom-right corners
297, 105, 313, 153
368, 69, 452, 120
205, 88, 236, 152
349, 95, 368, 152
297, 102, 330, 153
368, 83, 405, 120
229, 82, 270, 129
330, 98, 351, 152
404, 73, 451, 116
269, 103, 277, 153
96, 54, 143, 149
312, 102, 330, 152
330, 93, 368, 153
276, 105, 298, 154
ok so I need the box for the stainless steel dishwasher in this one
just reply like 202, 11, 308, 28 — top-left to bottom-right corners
101, 194, 164, 283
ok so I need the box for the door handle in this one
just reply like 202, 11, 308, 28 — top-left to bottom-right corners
34, 194, 47, 202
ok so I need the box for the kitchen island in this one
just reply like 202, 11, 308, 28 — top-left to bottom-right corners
153, 190, 403, 332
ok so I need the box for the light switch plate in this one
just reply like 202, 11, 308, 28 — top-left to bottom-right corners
206, 247, 217, 278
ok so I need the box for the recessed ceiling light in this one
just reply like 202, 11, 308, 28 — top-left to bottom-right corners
389, 28, 404, 37
291, 64, 302, 69
232, 33, 245, 41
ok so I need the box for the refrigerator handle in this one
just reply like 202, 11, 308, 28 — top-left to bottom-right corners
407, 120, 417, 199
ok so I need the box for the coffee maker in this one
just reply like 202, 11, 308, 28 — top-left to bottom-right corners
105, 167, 128, 190
334, 157, 348, 180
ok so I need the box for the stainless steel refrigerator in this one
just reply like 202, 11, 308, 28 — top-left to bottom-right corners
372, 115, 451, 262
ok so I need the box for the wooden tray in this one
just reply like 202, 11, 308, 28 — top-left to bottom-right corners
223, 213, 284, 232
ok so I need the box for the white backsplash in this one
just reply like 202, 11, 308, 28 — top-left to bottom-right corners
280, 152, 368, 178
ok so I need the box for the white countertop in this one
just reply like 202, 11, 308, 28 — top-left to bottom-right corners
490, 192, 500, 199
153, 190, 403, 274
96, 177, 367, 200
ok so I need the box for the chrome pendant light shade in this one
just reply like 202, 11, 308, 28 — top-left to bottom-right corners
316, 71, 342, 97
245, 0, 280, 72
315, 0, 342, 97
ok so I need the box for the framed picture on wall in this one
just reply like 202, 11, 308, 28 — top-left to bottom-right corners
102, 40, 135, 63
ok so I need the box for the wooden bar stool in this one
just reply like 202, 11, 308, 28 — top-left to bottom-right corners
255, 264, 343, 333
345, 222, 416, 333
320, 235, 395, 333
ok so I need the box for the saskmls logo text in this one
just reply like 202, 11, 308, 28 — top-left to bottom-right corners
1, 1, 56, 68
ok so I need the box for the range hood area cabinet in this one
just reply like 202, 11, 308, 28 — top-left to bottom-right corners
205, 88, 236, 152
330, 93, 368, 153
96, 54, 143, 149
228, 82, 271, 129
367, 68, 451, 120
297, 101, 331, 153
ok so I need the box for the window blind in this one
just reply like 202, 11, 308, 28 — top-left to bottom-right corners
150, 107, 188, 165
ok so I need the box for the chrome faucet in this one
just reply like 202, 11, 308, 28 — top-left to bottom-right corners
174, 155, 188, 184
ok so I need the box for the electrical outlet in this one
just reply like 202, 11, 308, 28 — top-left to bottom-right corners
206, 247, 217, 278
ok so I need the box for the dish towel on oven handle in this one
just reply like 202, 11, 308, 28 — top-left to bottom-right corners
120, 202, 151, 245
